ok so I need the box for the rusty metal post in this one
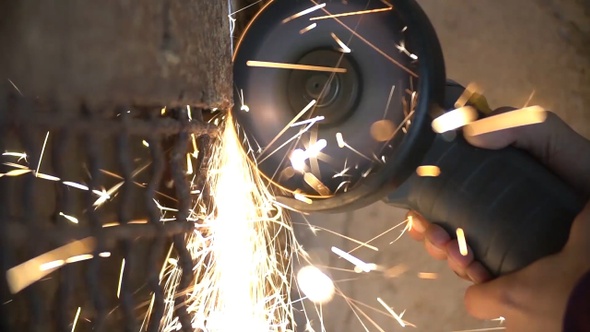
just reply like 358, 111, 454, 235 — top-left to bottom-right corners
0, 0, 232, 110
0, 1, 231, 331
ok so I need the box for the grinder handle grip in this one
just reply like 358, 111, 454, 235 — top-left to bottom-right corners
384, 81, 584, 276
385, 130, 584, 276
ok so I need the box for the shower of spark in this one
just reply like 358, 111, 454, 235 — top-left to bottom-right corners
160, 114, 299, 331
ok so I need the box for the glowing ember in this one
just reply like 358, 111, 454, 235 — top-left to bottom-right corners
290, 149, 307, 172
117, 258, 125, 299
294, 190, 313, 205
65, 254, 94, 264
297, 266, 335, 304
59, 212, 79, 224
62, 181, 90, 191
303, 172, 331, 196
370, 119, 396, 141
71, 307, 81, 332
282, 3, 326, 24
300, 23, 317, 34
36, 131, 50, 175
40, 260, 65, 271
417, 272, 438, 280
456, 228, 469, 256
431, 106, 478, 134
464, 106, 547, 136
2, 151, 28, 162
377, 297, 407, 327
335, 132, 345, 148
36, 173, 60, 181
1, 169, 32, 177
331, 32, 351, 53
416, 165, 441, 177
309, 7, 393, 21
6, 237, 96, 293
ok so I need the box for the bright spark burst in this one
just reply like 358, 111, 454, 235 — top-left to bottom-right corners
161, 115, 298, 331
294, 190, 313, 205
297, 266, 335, 304
289, 139, 327, 173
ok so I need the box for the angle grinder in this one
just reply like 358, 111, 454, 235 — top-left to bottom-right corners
231, 0, 584, 276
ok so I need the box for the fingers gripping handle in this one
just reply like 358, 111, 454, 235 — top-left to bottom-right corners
387, 135, 583, 276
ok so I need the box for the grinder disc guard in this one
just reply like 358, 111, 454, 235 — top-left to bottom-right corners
233, 0, 446, 212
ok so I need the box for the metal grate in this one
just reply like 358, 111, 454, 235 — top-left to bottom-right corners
0, 87, 217, 331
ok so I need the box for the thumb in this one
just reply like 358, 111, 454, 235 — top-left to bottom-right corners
464, 110, 590, 197
464, 276, 515, 320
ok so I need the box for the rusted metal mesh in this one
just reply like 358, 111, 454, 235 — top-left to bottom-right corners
0, 88, 216, 332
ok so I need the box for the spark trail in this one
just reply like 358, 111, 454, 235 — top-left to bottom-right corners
161, 115, 298, 331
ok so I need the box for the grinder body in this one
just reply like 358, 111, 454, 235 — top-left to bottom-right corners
232, 0, 584, 278
385, 82, 583, 276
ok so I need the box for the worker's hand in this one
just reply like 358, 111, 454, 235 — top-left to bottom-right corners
460, 201, 590, 332
407, 109, 590, 331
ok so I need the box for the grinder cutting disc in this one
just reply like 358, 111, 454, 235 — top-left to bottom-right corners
232, 0, 446, 212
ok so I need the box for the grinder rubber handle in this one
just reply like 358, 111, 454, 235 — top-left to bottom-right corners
384, 84, 584, 276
